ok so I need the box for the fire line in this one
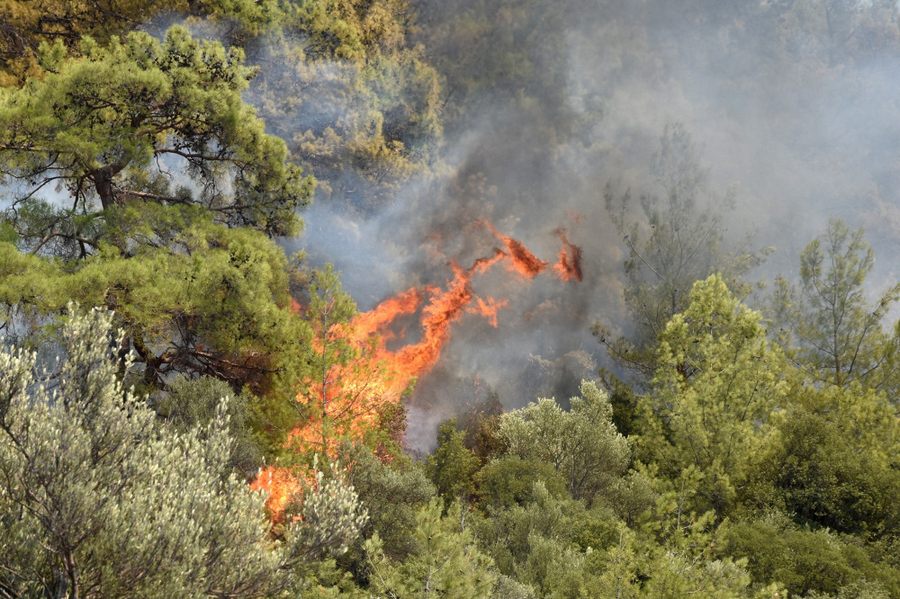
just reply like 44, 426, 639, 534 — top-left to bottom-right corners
252, 222, 583, 516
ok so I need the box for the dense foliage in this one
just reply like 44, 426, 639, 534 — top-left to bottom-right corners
0, 1, 897, 598
0, 307, 367, 597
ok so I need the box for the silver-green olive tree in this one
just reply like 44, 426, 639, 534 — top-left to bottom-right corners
498, 380, 630, 506
0, 307, 366, 598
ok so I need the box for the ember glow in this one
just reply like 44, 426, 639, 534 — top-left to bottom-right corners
254, 223, 582, 516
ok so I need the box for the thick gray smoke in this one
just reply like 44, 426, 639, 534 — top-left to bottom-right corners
260, 1, 900, 450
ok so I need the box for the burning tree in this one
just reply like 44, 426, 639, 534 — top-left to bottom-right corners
254, 223, 585, 517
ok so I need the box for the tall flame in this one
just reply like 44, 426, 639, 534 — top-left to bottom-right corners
253, 221, 582, 516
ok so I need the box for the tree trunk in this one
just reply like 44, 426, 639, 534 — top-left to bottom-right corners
61, 552, 79, 599
131, 328, 162, 388
91, 163, 126, 210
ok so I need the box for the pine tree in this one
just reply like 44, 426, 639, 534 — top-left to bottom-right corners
640, 274, 787, 515
426, 420, 479, 504
596, 124, 767, 381
366, 499, 498, 598
773, 219, 899, 393
0, 26, 313, 250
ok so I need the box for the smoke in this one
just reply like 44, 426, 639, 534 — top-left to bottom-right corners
247, 1, 900, 450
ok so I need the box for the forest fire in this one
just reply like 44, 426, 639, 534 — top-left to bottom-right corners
253, 223, 582, 516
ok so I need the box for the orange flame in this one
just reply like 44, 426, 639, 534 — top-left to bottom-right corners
469, 296, 509, 327
481, 220, 549, 278
553, 228, 583, 282
253, 221, 583, 518
250, 465, 303, 518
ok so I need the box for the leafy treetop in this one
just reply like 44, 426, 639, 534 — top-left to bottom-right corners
0, 0, 282, 84
0, 26, 313, 257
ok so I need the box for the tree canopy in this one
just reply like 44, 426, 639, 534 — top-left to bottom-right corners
0, 209, 312, 397
773, 219, 899, 393
0, 307, 366, 598
0, 26, 313, 251
0, 3, 898, 598
0, 0, 281, 84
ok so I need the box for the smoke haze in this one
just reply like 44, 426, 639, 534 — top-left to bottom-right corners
260, 1, 900, 449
